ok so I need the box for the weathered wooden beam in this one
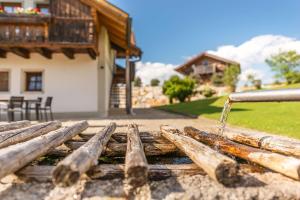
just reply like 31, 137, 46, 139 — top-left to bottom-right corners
62, 48, 75, 59
125, 124, 148, 189
0, 48, 7, 58
53, 123, 117, 187
17, 164, 205, 182
10, 47, 30, 59
0, 121, 62, 149
222, 127, 300, 158
161, 126, 239, 186
86, 48, 97, 60
36, 47, 52, 59
0, 121, 31, 132
65, 141, 180, 157
184, 126, 300, 180
0, 121, 88, 180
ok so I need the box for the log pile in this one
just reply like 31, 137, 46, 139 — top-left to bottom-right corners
0, 120, 300, 194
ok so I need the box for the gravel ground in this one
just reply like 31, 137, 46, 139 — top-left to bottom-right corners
1, 108, 300, 200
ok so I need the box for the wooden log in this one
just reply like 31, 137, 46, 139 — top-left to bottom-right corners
17, 164, 205, 182
65, 141, 180, 156
52, 123, 117, 186
161, 126, 239, 186
0, 121, 31, 132
184, 126, 300, 180
125, 124, 148, 189
0, 121, 88, 180
0, 121, 62, 149
222, 127, 300, 158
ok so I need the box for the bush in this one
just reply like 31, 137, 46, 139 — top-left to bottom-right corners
163, 75, 196, 103
253, 79, 262, 89
150, 78, 160, 86
201, 87, 216, 98
134, 76, 142, 87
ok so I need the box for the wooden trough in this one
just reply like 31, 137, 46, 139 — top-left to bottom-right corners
0, 120, 300, 193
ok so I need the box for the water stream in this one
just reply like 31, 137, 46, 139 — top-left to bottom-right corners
218, 99, 232, 136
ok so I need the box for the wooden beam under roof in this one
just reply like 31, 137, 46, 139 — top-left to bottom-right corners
35, 47, 52, 59
0, 48, 7, 58
62, 48, 75, 59
86, 48, 97, 60
10, 47, 30, 59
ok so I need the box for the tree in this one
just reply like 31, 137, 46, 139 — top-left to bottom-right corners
266, 50, 300, 84
223, 65, 241, 92
150, 78, 160, 86
163, 75, 196, 103
134, 76, 142, 87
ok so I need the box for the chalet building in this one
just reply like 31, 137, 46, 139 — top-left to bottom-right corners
175, 52, 240, 84
0, 0, 142, 117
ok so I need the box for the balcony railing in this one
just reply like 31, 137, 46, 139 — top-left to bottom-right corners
192, 65, 215, 75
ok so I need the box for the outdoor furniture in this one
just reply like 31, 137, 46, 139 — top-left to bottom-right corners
7, 96, 25, 122
25, 97, 42, 121
39, 97, 54, 121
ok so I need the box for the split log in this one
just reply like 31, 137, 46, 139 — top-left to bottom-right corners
184, 126, 300, 180
17, 164, 205, 182
53, 123, 117, 186
0, 121, 62, 149
65, 141, 180, 156
125, 124, 148, 189
0, 121, 31, 132
161, 126, 239, 186
0, 121, 88, 180
222, 127, 300, 158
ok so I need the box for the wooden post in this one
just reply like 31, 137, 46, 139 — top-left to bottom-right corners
0, 121, 88, 180
184, 126, 300, 180
125, 124, 148, 189
223, 127, 300, 158
65, 141, 180, 157
161, 126, 239, 186
17, 164, 205, 182
0, 121, 31, 132
0, 121, 62, 149
52, 123, 117, 187
125, 53, 132, 115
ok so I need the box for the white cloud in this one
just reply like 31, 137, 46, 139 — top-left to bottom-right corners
207, 34, 300, 84
135, 62, 182, 85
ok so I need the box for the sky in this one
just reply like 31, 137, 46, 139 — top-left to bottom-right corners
110, 0, 300, 86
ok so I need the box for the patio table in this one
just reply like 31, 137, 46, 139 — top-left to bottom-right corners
0, 99, 41, 121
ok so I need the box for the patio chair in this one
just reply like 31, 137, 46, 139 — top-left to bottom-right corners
39, 97, 54, 121
7, 96, 25, 122
27, 97, 43, 121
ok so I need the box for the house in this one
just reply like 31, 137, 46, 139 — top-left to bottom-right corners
0, 0, 142, 117
175, 52, 240, 84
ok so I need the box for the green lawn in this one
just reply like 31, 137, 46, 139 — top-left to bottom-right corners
158, 84, 300, 139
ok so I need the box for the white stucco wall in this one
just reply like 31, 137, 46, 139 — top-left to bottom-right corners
0, 26, 115, 117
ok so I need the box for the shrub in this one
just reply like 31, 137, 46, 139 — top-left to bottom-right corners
150, 78, 160, 86
134, 76, 142, 87
201, 87, 216, 98
163, 75, 196, 103
223, 65, 241, 92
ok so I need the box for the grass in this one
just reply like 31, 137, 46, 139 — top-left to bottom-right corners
158, 84, 300, 139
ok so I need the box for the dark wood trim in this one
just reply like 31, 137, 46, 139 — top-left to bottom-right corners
0, 48, 7, 58
35, 48, 52, 59
10, 47, 30, 59
62, 48, 75, 59
87, 48, 97, 60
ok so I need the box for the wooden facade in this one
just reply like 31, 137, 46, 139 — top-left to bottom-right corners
0, 0, 142, 60
175, 53, 240, 84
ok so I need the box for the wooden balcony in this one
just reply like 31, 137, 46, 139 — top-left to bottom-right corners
192, 65, 215, 75
0, 12, 97, 59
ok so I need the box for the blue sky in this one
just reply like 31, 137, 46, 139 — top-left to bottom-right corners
110, 0, 300, 85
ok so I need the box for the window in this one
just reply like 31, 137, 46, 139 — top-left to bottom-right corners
0, 71, 9, 92
202, 60, 209, 66
25, 72, 43, 92
36, 4, 49, 14
1, 2, 22, 13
